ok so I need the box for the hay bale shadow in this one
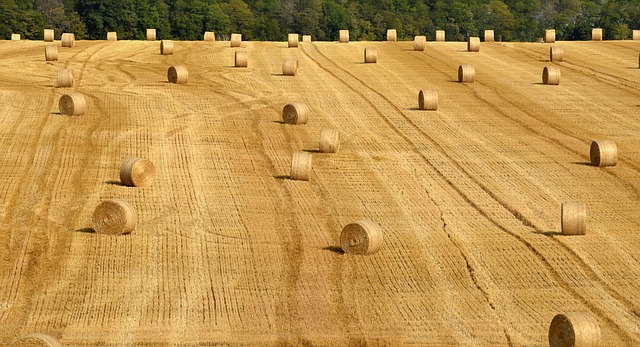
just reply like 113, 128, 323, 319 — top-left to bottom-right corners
104, 180, 126, 186
532, 230, 562, 237
571, 161, 593, 167
273, 175, 290, 180
323, 246, 344, 254
75, 227, 95, 234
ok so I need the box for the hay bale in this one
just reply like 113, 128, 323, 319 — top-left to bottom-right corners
302, 35, 312, 42
120, 158, 155, 187
386, 29, 397, 41
107, 32, 117, 41
282, 102, 308, 124
590, 140, 617, 167
545, 29, 556, 43
57, 69, 74, 88
364, 47, 377, 63
11, 34, 20, 41
288, 33, 299, 48
203, 31, 215, 41
319, 128, 340, 153
282, 58, 299, 76
44, 29, 54, 42
167, 65, 188, 84
418, 89, 438, 110
92, 200, 136, 236
561, 201, 587, 236
340, 219, 382, 255
467, 36, 480, 52
413, 36, 426, 51
549, 312, 600, 347
160, 40, 173, 55
592, 28, 603, 41
543, 66, 561, 85
9, 333, 62, 347
550, 46, 563, 62
59, 92, 87, 116
230, 33, 242, 47
458, 64, 475, 83
44, 46, 58, 61
339, 30, 349, 43
235, 51, 248, 67
634, 30, 640, 40
435, 30, 445, 42
484, 30, 494, 42
290, 152, 312, 181
146, 29, 156, 41
61, 33, 75, 48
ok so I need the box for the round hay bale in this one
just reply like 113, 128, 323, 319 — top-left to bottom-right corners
550, 46, 563, 62
44, 29, 54, 42
167, 65, 188, 84
44, 46, 58, 61
9, 333, 62, 347
545, 29, 556, 43
59, 92, 87, 116
282, 58, 298, 76
418, 89, 438, 110
458, 64, 475, 83
235, 51, 248, 67
282, 102, 308, 124
413, 36, 426, 51
561, 201, 587, 236
230, 33, 242, 47
364, 47, 377, 63
467, 36, 480, 52
203, 31, 215, 41
302, 35, 312, 42
290, 151, 312, 181
339, 30, 349, 43
319, 128, 340, 153
543, 66, 561, 85
340, 219, 382, 255
633, 30, 640, 41
160, 40, 173, 55
386, 29, 397, 42
61, 33, 75, 48
107, 31, 117, 41
146, 29, 156, 41
120, 157, 155, 187
92, 200, 136, 236
57, 69, 74, 88
11, 34, 20, 41
549, 312, 600, 347
484, 30, 494, 42
590, 140, 617, 167
592, 28, 603, 41
288, 33, 299, 48
435, 30, 445, 42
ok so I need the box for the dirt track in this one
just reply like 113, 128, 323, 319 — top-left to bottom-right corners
0, 38, 639, 346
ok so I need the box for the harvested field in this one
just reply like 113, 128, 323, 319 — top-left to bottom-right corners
0, 39, 639, 346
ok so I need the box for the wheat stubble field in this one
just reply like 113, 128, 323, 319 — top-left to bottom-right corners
0, 37, 639, 346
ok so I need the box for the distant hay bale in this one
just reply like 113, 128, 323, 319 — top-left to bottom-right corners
543, 66, 561, 85
44, 46, 58, 61
235, 51, 248, 67
418, 89, 438, 110
61, 33, 75, 48
590, 140, 617, 167
364, 47, 377, 63
59, 92, 87, 116
561, 201, 587, 236
467, 36, 480, 52
290, 151, 312, 181
550, 46, 563, 62
288, 33, 299, 48
44, 29, 54, 42
592, 28, 603, 41
549, 312, 600, 347
203, 31, 215, 41
634, 30, 640, 40
536, 37, 544, 43
340, 219, 383, 255
339, 30, 349, 43
545, 29, 556, 43
319, 128, 340, 153
120, 158, 155, 187
92, 200, 136, 236
230, 33, 242, 47
146, 29, 156, 41
167, 65, 188, 84
282, 102, 308, 124
107, 32, 117, 41
413, 36, 426, 51
160, 40, 173, 55
458, 64, 475, 83
57, 69, 74, 88
282, 58, 298, 76
435, 30, 445, 42
386, 29, 397, 41
484, 30, 494, 42
302, 35, 312, 42
11, 34, 20, 41
9, 333, 62, 347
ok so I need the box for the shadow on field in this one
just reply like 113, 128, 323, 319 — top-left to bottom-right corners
271, 73, 286, 77
405, 107, 423, 111
273, 175, 290, 180
272, 120, 285, 124
75, 228, 96, 234
104, 180, 126, 186
323, 246, 345, 254
532, 230, 562, 237
530, 82, 546, 85
571, 161, 593, 167
303, 149, 321, 153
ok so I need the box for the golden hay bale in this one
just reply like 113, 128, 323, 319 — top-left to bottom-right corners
484, 29, 494, 42
160, 40, 173, 55
44, 29, 54, 42
340, 219, 382, 255
9, 333, 62, 347
592, 28, 603, 41
288, 33, 299, 48
59, 92, 87, 116
44, 46, 58, 61
545, 29, 556, 43
467, 36, 480, 52
92, 200, 136, 236
319, 128, 340, 153
167, 65, 188, 84
435, 30, 445, 42
458, 64, 475, 83
418, 89, 438, 110
146, 29, 156, 41
543, 66, 561, 85
364, 47, 377, 63
203, 31, 215, 41
235, 51, 248, 67
549, 312, 600, 347
282, 58, 299, 76
302, 35, 312, 42
290, 151, 312, 181
413, 35, 426, 51
107, 31, 117, 41
11, 34, 20, 41
230, 33, 242, 47
339, 30, 349, 43
634, 30, 640, 40
550, 46, 563, 62
57, 69, 74, 88
590, 140, 617, 167
282, 102, 308, 124
561, 201, 587, 236
386, 29, 397, 42
120, 158, 155, 187
61, 33, 75, 48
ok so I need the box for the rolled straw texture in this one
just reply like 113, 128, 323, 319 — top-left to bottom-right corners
9, 333, 62, 347
319, 128, 340, 153
364, 47, 377, 63
235, 51, 248, 67
590, 140, 617, 167
545, 29, 556, 43
561, 201, 587, 236
203, 31, 215, 41
592, 28, 603, 41
230, 33, 242, 47
302, 35, 312, 42
339, 30, 349, 43
543, 66, 561, 85
59, 92, 87, 116
550, 46, 563, 62
413, 36, 426, 51
634, 30, 640, 40
44, 29, 54, 42
435, 30, 445, 42
484, 30, 494, 42
92, 200, 136, 236
340, 219, 383, 255
418, 89, 438, 110
45, 46, 58, 61
61, 33, 75, 47
386, 29, 397, 41
549, 312, 600, 347
107, 32, 117, 41
11, 34, 20, 41
120, 158, 155, 187
467, 36, 480, 52
282, 102, 308, 124
282, 58, 298, 76
168, 65, 188, 84
288, 33, 299, 48
290, 152, 312, 181
458, 64, 475, 83
146, 29, 156, 41
57, 69, 74, 88
160, 40, 173, 55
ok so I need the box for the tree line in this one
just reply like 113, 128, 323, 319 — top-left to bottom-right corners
1, 0, 639, 42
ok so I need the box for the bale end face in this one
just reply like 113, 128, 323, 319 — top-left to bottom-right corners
282, 58, 299, 76
92, 200, 137, 236
386, 29, 397, 42
339, 30, 349, 43
543, 66, 561, 85
364, 47, 377, 63
168, 65, 188, 84
549, 313, 600, 347
467, 37, 480, 52
290, 152, 313, 181
282, 102, 308, 124
561, 201, 587, 236
418, 90, 438, 110
59, 93, 87, 116
319, 128, 340, 153
235, 51, 248, 67
10, 333, 62, 347
288, 33, 299, 48
340, 219, 383, 255
120, 158, 155, 187
458, 64, 475, 83
590, 140, 617, 167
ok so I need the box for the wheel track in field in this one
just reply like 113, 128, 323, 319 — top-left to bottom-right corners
301, 42, 639, 344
